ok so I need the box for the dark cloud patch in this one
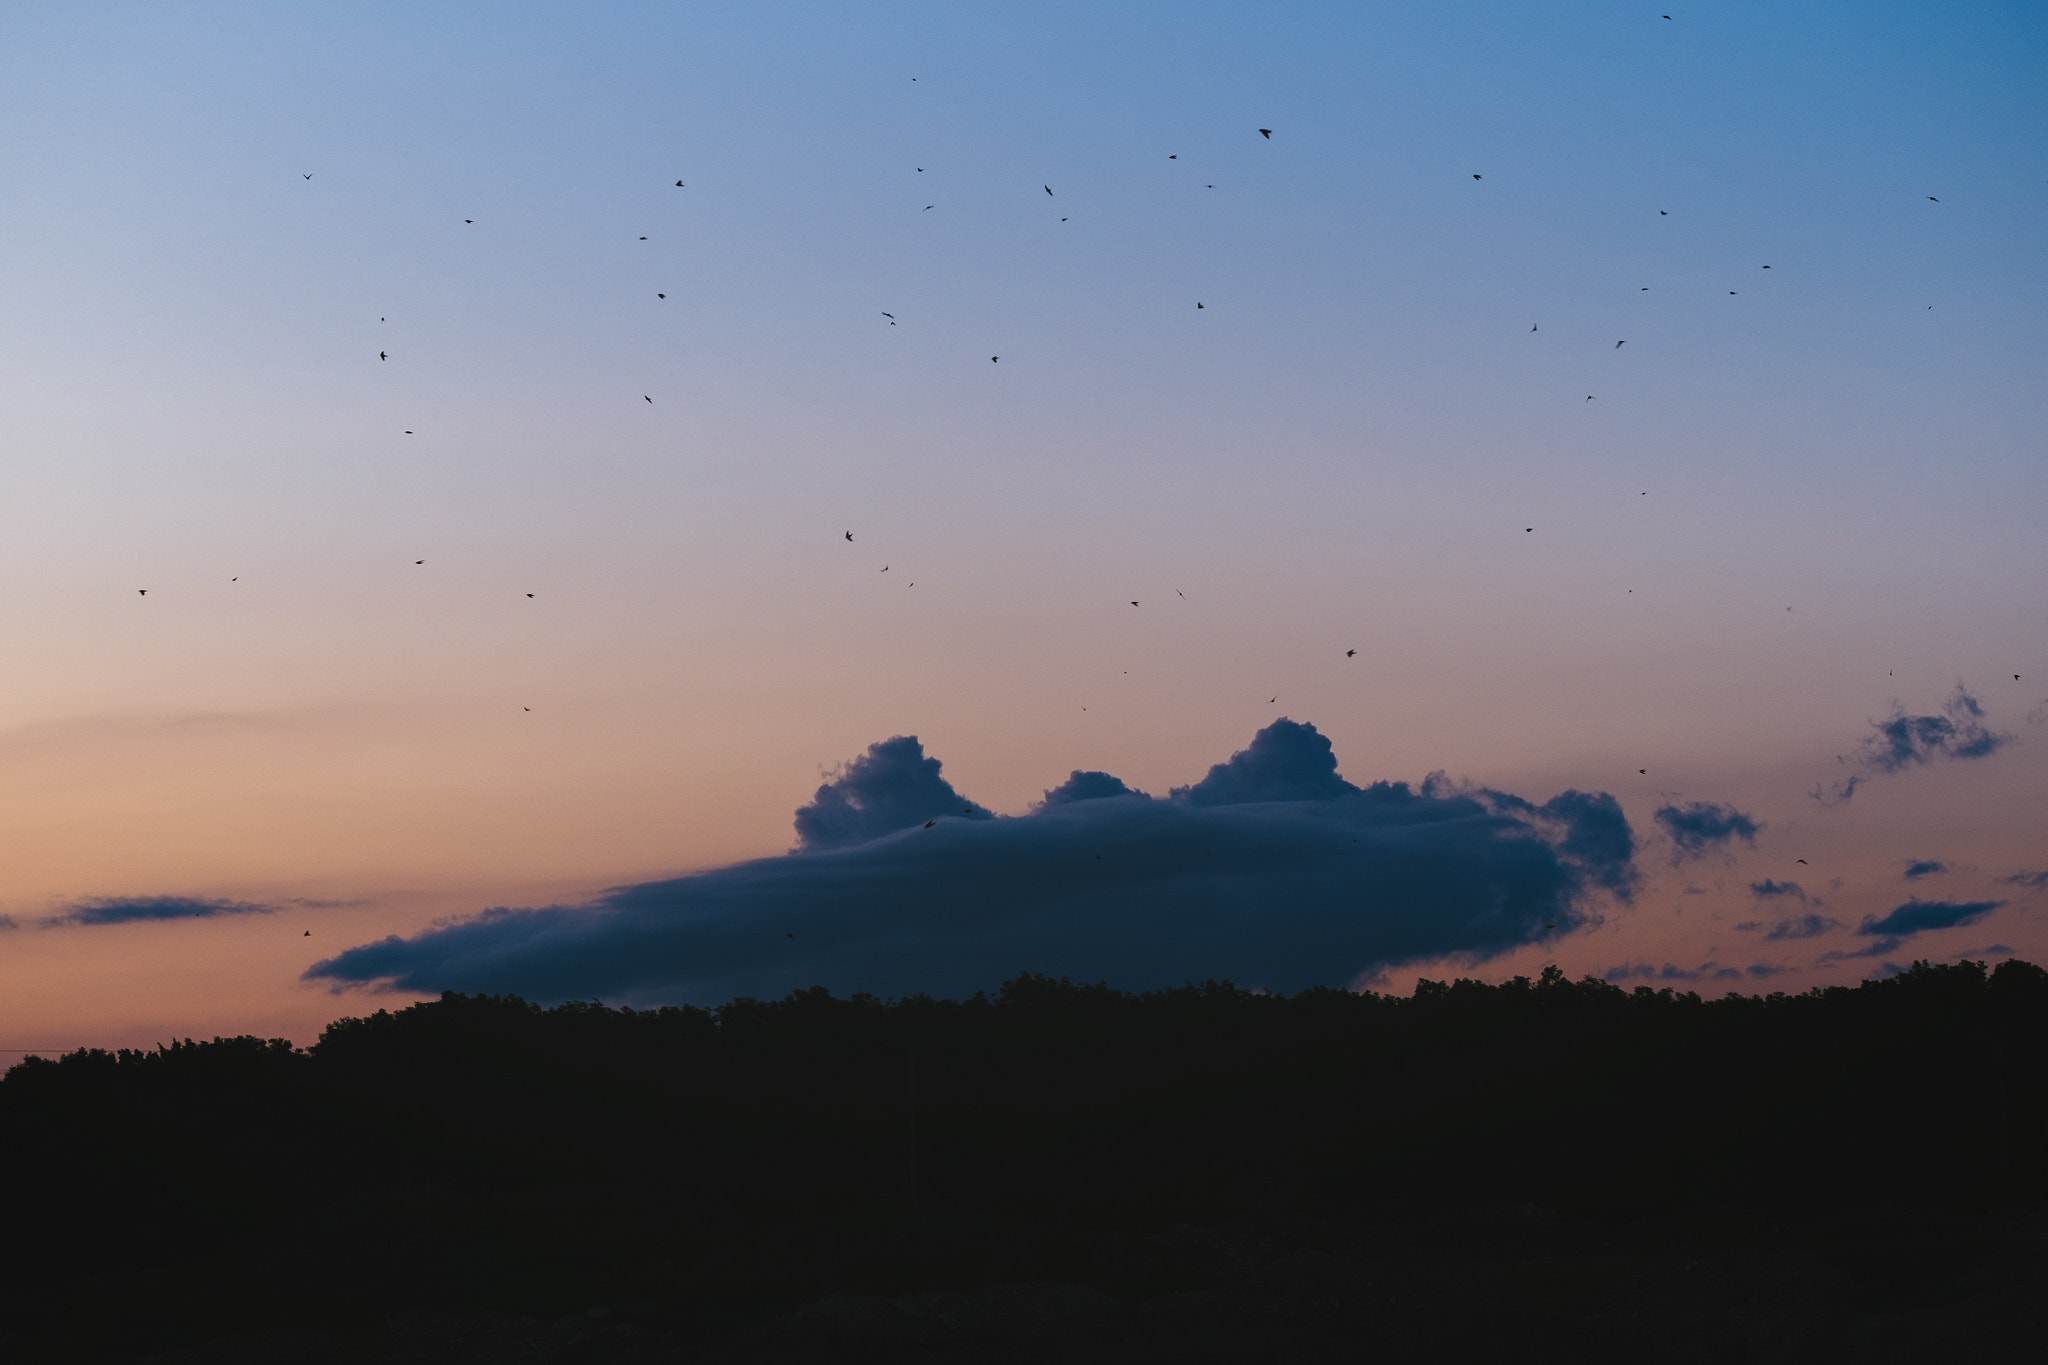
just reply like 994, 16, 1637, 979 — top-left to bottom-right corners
307, 720, 1638, 1005
1765, 914, 1841, 941
1745, 963, 1788, 978
792, 736, 994, 850
1750, 879, 1814, 903
0, 915, 17, 932
1999, 870, 2048, 892
46, 896, 275, 927
1858, 899, 2002, 940
1734, 920, 1762, 932
1654, 801, 1761, 859
1814, 687, 2011, 806
1862, 687, 2007, 772
1902, 860, 1947, 881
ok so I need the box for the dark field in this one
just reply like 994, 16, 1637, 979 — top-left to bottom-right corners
3, 958, 2042, 1363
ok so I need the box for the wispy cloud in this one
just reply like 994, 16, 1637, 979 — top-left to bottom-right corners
1821, 898, 2004, 961
1815, 686, 2011, 804
1603, 960, 1744, 984
1654, 802, 1761, 860
1750, 879, 1816, 904
44, 896, 276, 928
307, 720, 1638, 1004
1902, 860, 1947, 881
1765, 913, 1841, 941
1999, 870, 2048, 892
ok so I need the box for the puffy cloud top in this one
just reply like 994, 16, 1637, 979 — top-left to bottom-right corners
792, 735, 993, 849
307, 719, 1638, 1005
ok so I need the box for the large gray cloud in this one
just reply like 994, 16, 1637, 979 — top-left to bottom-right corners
307, 719, 1637, 1004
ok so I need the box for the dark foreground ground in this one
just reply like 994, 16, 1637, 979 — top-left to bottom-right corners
3, 959, 2042, 1363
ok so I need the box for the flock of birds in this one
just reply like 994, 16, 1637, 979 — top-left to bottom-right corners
141, 64, 1983, 832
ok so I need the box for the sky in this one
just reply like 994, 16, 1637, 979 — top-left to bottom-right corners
1, 1, 2044, 1049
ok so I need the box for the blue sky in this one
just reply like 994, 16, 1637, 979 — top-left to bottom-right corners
0, 2, 2042, 1041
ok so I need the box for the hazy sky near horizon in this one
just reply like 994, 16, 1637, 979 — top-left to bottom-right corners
2, 2, 2044, 1047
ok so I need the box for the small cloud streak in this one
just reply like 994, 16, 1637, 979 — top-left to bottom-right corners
1822, 898, 2004, 962
1765, 913, 1841, 941
44, 896, 276, 928
307, 720, 1639, 1004
1654, 801, 1761, 860
1603, 960, 1745, 984
2000, 870, 2048, 892
1750, 879, 1816, 904
1902, 860, 1947, 880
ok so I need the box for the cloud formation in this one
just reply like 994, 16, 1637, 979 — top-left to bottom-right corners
1654, 801, 1761, 859
45, 896, 275, 927
1749, 879, 1815, 903
1815, 686, 2010, 804
1902, 860, 1947, 880
1765, 914, 1841, 941
2000, 870, 2048, 892
1602, 960, 1746, 984
1825, 898, 2005, 961
307, 720, 1638, 1004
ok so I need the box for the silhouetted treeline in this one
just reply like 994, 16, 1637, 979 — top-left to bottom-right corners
1, 959, 2043, 1362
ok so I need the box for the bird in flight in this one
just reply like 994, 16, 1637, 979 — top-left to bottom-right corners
644, 396, 652, 403
1797, 859, 1808, 865
1928, 197, 1939, 202
380, 351, 387, 360
1259, 129, 1271, 138
1196, 302, 1203, 309
991, 356, 998, 363
1526, 527, 1534, 532
404, 431, 413, 434
845, 531, 853, 541
882, 312, 893, 320
880, 565, 888, 572
923, 205, 933, 211
526, 593, 535, 598
1176, 589, 1184, 598
1346, 649, 1356, 657
676, 181, 684, 187
415, 560, 424, 565
1615, 340, 1625, 348
303, 174, 311, 180
924, 820, 936, 829
465, 219, 473, 223
1130, 601, 1138, 607
657, 293, 665, 298
1044, 185, 1053, 196
785, 932, 794, 939
640, 236, 647, 240
138, 589, 146, 596
1530, 324, 1538, 332
1473, 174, 1482, 179
1639, 769, 1647, 775
1586, 395, 1595, 401
1268, 696, 1277, 703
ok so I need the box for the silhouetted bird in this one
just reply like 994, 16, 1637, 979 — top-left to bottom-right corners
526, 593, 534, 598
1197, 302, 1203, 308
991, 356, 998, 362
786, 932, 794, 938
1586, 395, 1595, 401
1346, 649, 1356, 657
924, 820, 935, 828
1531, 324, 1538, 331
1929, 197, 1939, 202
1526, 527, 1533, 532
379, 351, 387, 360
845, 531, 853, 541
881, 566, 888, 572
138, 590, 146, 596
1797, 859, 1808, 865
415, 560, 424, 565
640, 236, 647, 240
1269, 697, 1276, 703
924, 205, 933, 210
305, 930, 311, 935
676, 180, 683, 186
465, 219, 472, 223
1259, 129, 1271, 138
1044, 185, 1053, 195
1639, 769, 1647, 774
304, 174, 311, 180
644, 396, 652, 402
1616, 340, 1625, 348
658, 293, 665, 298
882, 313, 894, 321
1473, 174, 1482, 179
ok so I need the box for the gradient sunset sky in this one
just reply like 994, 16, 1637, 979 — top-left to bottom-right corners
2, 2, 2044, 1049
